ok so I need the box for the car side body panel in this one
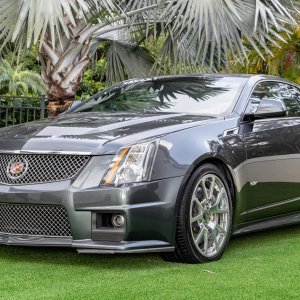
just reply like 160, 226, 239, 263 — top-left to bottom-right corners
233, 78, 300, 234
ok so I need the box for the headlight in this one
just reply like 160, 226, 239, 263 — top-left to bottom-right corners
101, 140, 159, 186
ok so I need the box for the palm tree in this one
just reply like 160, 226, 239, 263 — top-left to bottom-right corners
0, 59, 45, 96
0, 0, 297, 115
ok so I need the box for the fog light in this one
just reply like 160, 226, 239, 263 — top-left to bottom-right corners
112, 214, 125, 228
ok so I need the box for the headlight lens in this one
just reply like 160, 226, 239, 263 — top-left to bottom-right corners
101, 140, 159, 186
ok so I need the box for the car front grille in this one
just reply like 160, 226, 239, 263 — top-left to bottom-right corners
0, 153, 90, 185
0, 203, 72, 237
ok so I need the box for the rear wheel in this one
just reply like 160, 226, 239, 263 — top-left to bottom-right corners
161, 163, 233, 264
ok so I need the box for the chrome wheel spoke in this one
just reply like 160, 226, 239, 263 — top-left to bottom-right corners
208, 176, 216, 199
192, 197, 203, 210
208, 188, 226, 214
191, 215, 203, 224
190, 197, 204, 224
194, 226, 205, 244
213, 232, 219, 252
214, 187, 224, 206
210, 207, 229, 215
203, 229, 209, 255
216, 224, 226, 235
200, 180, 209, 200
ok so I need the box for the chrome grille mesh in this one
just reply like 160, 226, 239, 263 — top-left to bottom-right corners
0, 154, 90, 185
0, 204, 72, 237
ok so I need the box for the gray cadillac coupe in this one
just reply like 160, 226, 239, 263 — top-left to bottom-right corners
0, 74, 299, 263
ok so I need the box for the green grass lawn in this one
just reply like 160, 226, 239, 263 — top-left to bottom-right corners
1, 225, 300, 300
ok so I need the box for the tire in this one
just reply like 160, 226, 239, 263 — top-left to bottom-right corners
161, 163, 233, 264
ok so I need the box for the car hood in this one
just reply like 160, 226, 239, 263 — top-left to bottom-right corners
0, 112, 220, 155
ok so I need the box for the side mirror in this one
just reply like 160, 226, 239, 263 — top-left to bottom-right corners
254, 98, 287, 119
244, 98, 287, 120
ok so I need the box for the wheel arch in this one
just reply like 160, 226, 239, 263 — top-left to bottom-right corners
172, 156, 237, 242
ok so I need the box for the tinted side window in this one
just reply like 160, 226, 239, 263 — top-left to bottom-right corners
281, 85, 300, 117
246, 81, 300, 117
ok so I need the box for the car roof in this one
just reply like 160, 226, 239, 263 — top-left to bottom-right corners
118, 74, 300, 93
117, 74, 283, 85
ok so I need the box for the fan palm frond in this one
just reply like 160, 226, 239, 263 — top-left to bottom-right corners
158, 0, 296, 70
0, 0, 120, 51
106, 41, 155, 83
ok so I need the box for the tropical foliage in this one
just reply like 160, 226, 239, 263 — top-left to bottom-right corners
0, 59, 45, 96
270, 27, 300, 84
0, 0, 298, 115
77, 59, 107, 100
231, 24, 300, 85
0, 58, 45, 128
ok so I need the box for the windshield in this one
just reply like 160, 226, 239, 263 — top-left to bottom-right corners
72, 77, 247, 116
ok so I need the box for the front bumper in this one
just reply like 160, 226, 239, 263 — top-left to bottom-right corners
0, 157, 184, 253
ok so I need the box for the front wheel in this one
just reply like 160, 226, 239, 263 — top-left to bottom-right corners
161, 164, 233, 264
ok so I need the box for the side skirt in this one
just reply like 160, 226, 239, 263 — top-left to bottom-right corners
232, 212, 300, 236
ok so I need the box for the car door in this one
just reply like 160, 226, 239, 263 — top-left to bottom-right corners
242, 81, 300, 223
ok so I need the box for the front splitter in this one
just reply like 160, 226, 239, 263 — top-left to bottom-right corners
0, 234, 174, 254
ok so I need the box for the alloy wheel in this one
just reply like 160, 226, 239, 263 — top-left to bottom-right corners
189, 173, 230, 258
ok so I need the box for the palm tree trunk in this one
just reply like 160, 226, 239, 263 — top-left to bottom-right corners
45, 86, 77, 117
39, 22, 92, 116
39, 49, 90, 116
39, 50, 89, 116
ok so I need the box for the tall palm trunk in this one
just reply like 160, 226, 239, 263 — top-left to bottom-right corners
39, 21, 93, 116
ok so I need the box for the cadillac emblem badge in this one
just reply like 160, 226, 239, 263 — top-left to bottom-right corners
7, 159, 29, 180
